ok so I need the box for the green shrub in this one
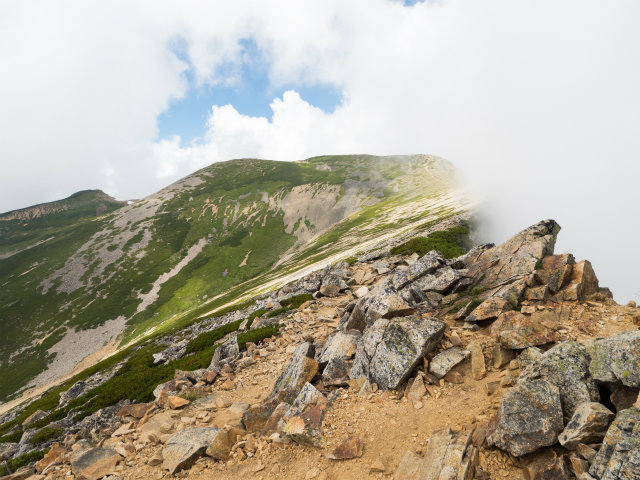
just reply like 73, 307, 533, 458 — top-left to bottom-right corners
1, 448, 48, 475
390, 226, 470, 259
237, 324, 280, 350
185, 320, 242, 354
0, 430, 23, 443
29, 426, 63, 446
247, 308, 267, 327
345, 256, 358, 265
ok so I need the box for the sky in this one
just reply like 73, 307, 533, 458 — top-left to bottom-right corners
0, 0, 639, 301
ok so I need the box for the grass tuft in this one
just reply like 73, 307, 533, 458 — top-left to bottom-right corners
390, 226, 470, 259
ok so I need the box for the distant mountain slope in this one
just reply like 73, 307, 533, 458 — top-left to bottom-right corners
0, 154, 469, 402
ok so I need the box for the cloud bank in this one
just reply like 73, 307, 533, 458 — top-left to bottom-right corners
1, 0, 639, 301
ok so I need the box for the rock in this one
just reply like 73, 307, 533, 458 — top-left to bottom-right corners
350, 315, 445, 389
590, 407, 640, 480
576, 443, 598, 463
166, 396, 190, 409
466, 297, 512, 323
21, 410, 46, 427
0, 442, 18, 462
148, 452, 163, 466
557, 260, 601, 301
519, 341, 599, 418
421, 267, 462, 294
319, 274, 347, 297
589, 330, 640, 388
137, 411, 175, 443
210, 336, 240, 369
242, 397, 283, 434
317, 331, 360, 365
519, 346, 543, 367
610, 385, 640, 411
327, 435, 364, 460
364, 289, 415, 325
321, 357, 350, 387
0, 466, 35, 480
493, 343, 515, 368
407, 375, 427, 408
487, 379, 564, 456
354, 286, 369, 298
271, 342, 318, 402
370, 460, 386, 473
116, 402, 154, 419
407, 251, 443, 281
373, 260, 390, 274
35, 442, 66, 473
524, 285, 550, 301
71, 447, 121, 480
162, 427, 220, 474
205, 426, 245, 461
429, 347, 470, 379
279, 403, 326, 447
558, 402, 615, 449
394, 429, 476, 480
536, 254, 575, 293
485, 381, 500, 396
469, 342, 486, 380
200, 370, 218, 384
495, 310, 561, 349
465, 220, 561, 288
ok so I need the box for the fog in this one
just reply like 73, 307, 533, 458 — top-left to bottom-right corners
0, 1, 638, 301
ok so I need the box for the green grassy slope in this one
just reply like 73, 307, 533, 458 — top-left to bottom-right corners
0, 154, 464, 403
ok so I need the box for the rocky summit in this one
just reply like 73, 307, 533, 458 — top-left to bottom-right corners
1, 159, 640, 480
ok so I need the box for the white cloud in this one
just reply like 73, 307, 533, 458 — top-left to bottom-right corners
1, 0, 639, 301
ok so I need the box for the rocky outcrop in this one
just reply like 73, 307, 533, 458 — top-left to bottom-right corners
487, 379, 564, 456
494, 310, 561, 349
350, 316, 445, 389
271, 342, 318, 402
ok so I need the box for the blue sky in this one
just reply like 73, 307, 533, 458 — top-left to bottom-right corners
157, 40, 342, 145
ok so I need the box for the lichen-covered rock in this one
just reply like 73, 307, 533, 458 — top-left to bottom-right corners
466, 297, 512, 323
590, 408, 640, 480
364, 288, 415, 325
350, 315, 445, 390
519, 341, 599, 418
271, 342, 318, 402
209, 335, 239, 368
0, 442, 18, 462
407, 251, 444, 282
495, 310, 561, 349
558, 402, 615, 449
589, 330, 640, 388
162, 427, 221, 474
322, 357, 350, 386
428, 347, 470, 379
487, 379, 564, 456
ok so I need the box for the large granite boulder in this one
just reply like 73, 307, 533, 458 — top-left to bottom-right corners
487, 379, 564, 456
590, 408, 640, 480
162, 427, 221, 474
558, 402, 615, 449
350, 315, 445, 390
518, 341, 599, 418
589, 330, 640, 388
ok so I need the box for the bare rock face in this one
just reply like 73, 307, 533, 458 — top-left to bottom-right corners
407, 250, 444, 282
495, 310, 561, 349
394, 429, 477, 480
209, 335, 239, 369
487, 379, 564, 456
558, 402, 615, 449
0, 442, 18, 462
464, 219, 561, 288
589, 330, 640, 388
350, 315, 445, 390
536, 253, 575, 293
271, 342, 318, 402
319, 273, 348, 297
317, 331, 360, 365
518, 341, 599, 418
421, 267, 463, 295
590, 407, 640, 480
556, 260, 601, 302
70, 447, 121, 480
162, 427, 221, 474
